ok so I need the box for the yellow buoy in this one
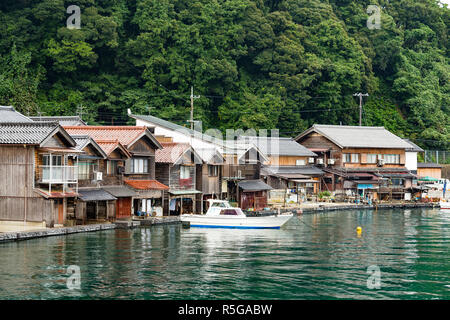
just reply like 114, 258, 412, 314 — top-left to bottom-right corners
356, 226, 362, 234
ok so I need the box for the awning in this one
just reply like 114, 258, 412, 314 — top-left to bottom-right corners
238, 180, 273, 192
39, 147, 84, 154
357, 183, 377, 190
169, 189, 202, 196
78, 188, 117, 202
124, 179, 169, 190
35, 189, 78, 199
102, 185, 137, 198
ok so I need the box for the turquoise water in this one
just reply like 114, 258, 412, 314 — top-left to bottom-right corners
0, 208, 449, 299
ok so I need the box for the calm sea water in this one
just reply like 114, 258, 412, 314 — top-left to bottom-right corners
0, 208, 449, 300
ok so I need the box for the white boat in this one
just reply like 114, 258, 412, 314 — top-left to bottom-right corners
180, 200, 293, 229
440, 200, 450, 210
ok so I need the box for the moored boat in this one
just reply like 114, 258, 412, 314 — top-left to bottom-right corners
180, 200, 293, 229
440, 200, 450, 210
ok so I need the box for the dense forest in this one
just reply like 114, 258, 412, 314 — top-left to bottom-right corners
0, 0, 448, 149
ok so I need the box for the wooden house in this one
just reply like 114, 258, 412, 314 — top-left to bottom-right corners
64, 126, 167, 217
0, 121, 80, 227
295, 125, 417, 200
155, 142, 203, 215
238, 136, 323, 203
417, 163, 442, 180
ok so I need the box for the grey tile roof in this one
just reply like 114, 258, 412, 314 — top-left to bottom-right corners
403, 139, 424, 152
296, 124, 413, 149
0, 106, 33, 123
78, 188, 117, 201
0, 122, 60, 145
263, 165, 325, 176
238, 136, 316, 157
71, 135, 107, 158
29, 116, 86, 126
417, 162, 442, 168
238, 179, 273, 191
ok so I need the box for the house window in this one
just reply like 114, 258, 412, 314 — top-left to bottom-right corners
343, 153, 359, 163
42, 154, 62, 166
180, 166, 190, 179
208, 165, 218, 177
367, 154, 377, 164
78, 161, 92, 180
391, 178, 403, 186
384, 154, 400, 164
107, 160, 118, 175
296, 159, 306, 166
131, 158, 149, 174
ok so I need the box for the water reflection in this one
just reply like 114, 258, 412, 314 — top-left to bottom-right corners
0, 208, 448, 299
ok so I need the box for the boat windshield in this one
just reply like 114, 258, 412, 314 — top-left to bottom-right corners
220, 209, 239, 215
210, 201, 230, 208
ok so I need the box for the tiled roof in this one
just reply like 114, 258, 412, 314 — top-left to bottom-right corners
29, 116, 86, 126
295, 124, 413, 149
262, 165, 324, 177
155, 142, 191, 163
238, 136, 316, 157
71, 135, 107, 158
0, 122, 59, 145
124, 179, 169, 190
238, 180, 273, 191
0, 106, 33, 123
417, 162, 442, 168
95, 139, 131, 158
403, 139, 424, 152
63, 126, 162, 150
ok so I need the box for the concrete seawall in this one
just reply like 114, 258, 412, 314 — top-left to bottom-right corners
0, 217, 181, 243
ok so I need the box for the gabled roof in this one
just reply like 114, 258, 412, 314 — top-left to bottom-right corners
195, 147, 225, 164
403, 139, 424, 152
0, 122, 76, 147
95, 139, 132, 158
71, 135, 107, 159
156, 142, 203, 164
238, 136, 316, 157
295, 124, 413, 149
29, 116, 86, 126
63, 126, 162, 150
0, 106, 33, 123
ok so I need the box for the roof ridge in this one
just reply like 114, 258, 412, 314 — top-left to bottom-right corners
64, 125, 146, 130
314, 124, 385, 130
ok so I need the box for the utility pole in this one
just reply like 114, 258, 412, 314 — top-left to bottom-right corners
353, 93, 369, 126
77, 104, 84, 121
189, 86, 200, 130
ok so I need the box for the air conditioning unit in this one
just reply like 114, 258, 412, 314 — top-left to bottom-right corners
317, 159, 324, 165
308, 157, 315, 164
96, 171, 103, 181
377, 159, 385, 167
328, 159, 335, 165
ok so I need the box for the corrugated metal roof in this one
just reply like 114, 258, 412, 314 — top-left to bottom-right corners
0, 106, 33, 123
102, 185, 137, 197
78, 188, 117, 201
296, 124, 413, 149
238, 136, 316, 157
264, 165, 325, 176
124, 179, 169, 190
238, 180, 273, 191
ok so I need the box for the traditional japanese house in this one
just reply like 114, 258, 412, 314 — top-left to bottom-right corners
195, 147, 225, 213
155, 142, 203, 215
417, 163, 442, 180
238, 136, 322, 203
64, 126, 166, 217
295, 125, 416, 201
0, 121, 80, 227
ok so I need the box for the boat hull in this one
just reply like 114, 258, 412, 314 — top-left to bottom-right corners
440, 201, 450, 210
180, 214, 294, 229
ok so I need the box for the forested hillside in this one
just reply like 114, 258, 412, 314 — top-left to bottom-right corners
0, 0, 448, 148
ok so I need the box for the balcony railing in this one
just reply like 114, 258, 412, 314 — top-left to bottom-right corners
39, 166, 78, 184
